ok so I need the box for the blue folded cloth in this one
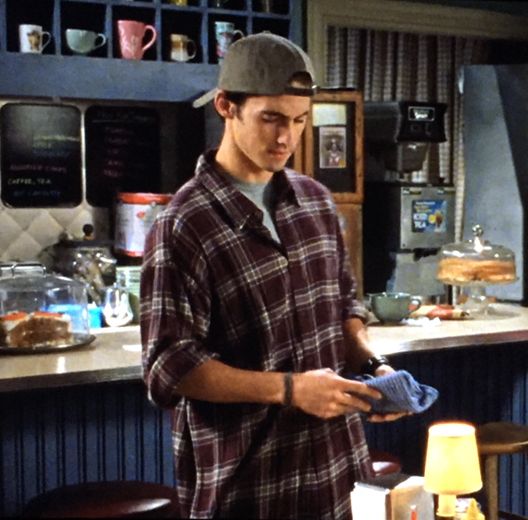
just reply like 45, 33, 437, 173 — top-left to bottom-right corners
350, 370, 439, 414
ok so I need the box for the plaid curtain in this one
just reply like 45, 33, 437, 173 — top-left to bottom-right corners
325, 27, 490, 240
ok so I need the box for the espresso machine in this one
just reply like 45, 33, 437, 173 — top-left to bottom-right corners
362, 101, 455, 301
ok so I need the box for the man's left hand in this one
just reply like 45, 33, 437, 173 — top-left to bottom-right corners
364, 364, 411, 422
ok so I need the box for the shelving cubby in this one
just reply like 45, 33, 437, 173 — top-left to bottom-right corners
0, 0, 298, 102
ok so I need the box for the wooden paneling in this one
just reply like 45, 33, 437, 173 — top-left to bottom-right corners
294, 89, 364, 296
336, 202, 363, 299
295, 89, 364, 204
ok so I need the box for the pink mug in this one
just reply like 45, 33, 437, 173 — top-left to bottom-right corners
117, 20, 157, 60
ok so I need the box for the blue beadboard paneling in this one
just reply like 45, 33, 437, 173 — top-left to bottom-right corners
1, 343, 527, 517
365, 343, 528, 518
0, 381, 175, 517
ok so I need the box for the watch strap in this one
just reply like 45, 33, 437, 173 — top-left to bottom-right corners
360, 355, 390, 375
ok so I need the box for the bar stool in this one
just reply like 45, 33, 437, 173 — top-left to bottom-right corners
21, 480, 179, 518
370, 449, 402, 477
476, 422, 528, 520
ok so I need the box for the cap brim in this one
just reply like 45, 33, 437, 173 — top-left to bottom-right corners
192, 88, 218, 108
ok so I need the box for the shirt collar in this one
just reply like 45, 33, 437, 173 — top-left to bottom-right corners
195, 150, 301, 229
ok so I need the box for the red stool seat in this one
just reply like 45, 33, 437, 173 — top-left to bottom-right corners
22, 480, 178, 518
370, 449, 403, 477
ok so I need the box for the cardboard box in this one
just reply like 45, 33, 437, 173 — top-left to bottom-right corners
350, 474, 434, 520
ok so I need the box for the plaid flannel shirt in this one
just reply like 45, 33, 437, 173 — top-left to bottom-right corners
141, 151, 371, 519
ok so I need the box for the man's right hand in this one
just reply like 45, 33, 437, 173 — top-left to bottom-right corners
291, 368, 382, 419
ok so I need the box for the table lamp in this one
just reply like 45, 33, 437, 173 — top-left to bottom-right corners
424, 421, 483, 519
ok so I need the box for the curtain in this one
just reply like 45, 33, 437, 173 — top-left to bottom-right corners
325, 27, 490, 240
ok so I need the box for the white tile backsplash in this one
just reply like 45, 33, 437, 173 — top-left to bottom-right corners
0, 203, 109, 262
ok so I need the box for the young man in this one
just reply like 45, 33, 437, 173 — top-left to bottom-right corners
141, 33, 404, 519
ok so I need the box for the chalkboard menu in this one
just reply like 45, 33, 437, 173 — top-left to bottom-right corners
85, 106, 161, 207
1, 103, 82, 207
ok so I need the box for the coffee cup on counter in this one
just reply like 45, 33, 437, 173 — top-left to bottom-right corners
19, 24, 52, 54
66, 29, 107, 55
170, 33, 197, 62
369, 292, 422, 323
117, 20, 157, 60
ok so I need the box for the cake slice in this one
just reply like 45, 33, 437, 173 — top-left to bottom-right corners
0, 311, 73, 348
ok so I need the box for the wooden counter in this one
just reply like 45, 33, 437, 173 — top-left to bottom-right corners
1, 303, 528, 393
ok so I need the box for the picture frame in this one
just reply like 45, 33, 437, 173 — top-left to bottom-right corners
319, 126, 347, 169
293, 89, 364, 204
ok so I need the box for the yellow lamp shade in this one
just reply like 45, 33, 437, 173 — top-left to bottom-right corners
424, 421, 483, 495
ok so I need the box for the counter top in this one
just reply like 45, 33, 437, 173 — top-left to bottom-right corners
367, 303, 528, 355
1, 304, 528, 392
0, 326, 142, 393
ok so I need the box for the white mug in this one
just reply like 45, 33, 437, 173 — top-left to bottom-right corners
214, 21, 243, 62
19, 24, 52, 53
170, 34, 197, 62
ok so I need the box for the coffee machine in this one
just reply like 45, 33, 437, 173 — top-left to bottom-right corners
362, 101, 455, 301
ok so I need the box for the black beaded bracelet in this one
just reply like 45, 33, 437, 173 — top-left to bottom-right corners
360, 355, 391, 376
283, 372, 293, 407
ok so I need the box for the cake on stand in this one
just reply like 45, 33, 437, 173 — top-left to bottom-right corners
436, 225, 517, 316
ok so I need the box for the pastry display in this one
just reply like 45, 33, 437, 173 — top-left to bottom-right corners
437, 258, 516, 284
0, 310, 73, 348
437, 224, 516, 286
0, 267, 90, 352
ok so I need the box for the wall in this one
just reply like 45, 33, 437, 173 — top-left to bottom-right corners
0, 99, 203, 263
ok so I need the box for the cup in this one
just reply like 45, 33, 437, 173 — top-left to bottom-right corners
259, 0, 274, 12
18, 24, 52, 54
170, 34, 197, 62
117, 20, 157, 60
66, 29, 107, 55
214, 21, 244, 62
369, 292, 422, 323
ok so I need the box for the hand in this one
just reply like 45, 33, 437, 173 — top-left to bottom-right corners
374, 364, 395, 377
291, 368, 382, 420
365, 364, 411, 422
367, 411, 412, 423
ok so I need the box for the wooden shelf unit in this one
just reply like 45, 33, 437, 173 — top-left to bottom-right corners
0, 0, 299, 102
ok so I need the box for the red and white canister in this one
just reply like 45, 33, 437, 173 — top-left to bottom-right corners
114, 192, 172, 257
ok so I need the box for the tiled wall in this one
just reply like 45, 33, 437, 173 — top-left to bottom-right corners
0, 203, 109, 262
0, 98, 191, 263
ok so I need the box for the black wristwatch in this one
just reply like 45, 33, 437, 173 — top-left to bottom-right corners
360, 355, 391, 376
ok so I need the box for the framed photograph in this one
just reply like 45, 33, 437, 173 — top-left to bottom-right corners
319, 126, 347, 169
293, 90, 363, 204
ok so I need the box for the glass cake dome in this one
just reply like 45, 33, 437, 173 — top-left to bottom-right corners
0, 263, 92, 351
437, 224, 516, 315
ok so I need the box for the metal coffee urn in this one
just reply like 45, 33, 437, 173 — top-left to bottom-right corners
363, 101, 455, 302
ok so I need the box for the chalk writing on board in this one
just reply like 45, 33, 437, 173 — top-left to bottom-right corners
85, 105, 161, 207
1, 103, 82, 207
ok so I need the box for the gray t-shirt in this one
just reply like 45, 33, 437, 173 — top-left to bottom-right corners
227, 175, 280, 243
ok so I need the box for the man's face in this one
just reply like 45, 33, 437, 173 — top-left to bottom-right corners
227, 94, 311, 174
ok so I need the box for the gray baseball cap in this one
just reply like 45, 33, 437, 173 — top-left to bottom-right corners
192, 32, 317, 108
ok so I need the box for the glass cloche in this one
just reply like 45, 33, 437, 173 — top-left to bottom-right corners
0, 263, 92, 351
437, 224, 516, 314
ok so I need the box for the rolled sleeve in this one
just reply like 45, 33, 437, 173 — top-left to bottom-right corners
140, 215, 217, 408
